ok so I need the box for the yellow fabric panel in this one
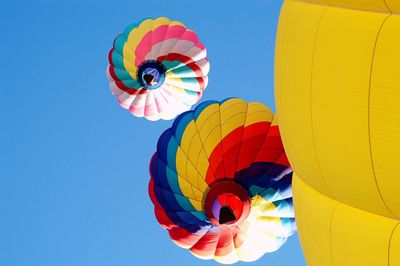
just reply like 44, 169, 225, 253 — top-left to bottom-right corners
189, 199, 202, 211
177, 177, 195, 200
176, 120, 209, 203
176, 135, 204, 209
151, 17, 171, 30
181, 120, 209, 186
245, 102, 273, 126
390, 223, 400, 265
220, 112, 247, 139
175, 148, 198, 203
294, 175, 400, 266
195, 103, 219, 129
192, 187, 205, 203
278, 1, 400, 265
219, 99, 247, 139
292, 175, 335, 266
331, 204, 397, 265
275, 0, 331, 196
187, 133, 210, 193
219, 98, 245, 111
296, 0, 389, 12
251, 195, 279, 217
370, 15, 400, 218
385, 0, 400, 12
274, 0, 289, 147
290, 0, 329, 5
310, 7, 392, 217
124, 18, 154, 76
179, 120, 197, 153
169, 21, 184, 27
195, 103, 221, 157
201, 125, 221, 159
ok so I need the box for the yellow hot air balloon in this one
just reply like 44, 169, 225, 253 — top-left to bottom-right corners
274, 0, 400, 265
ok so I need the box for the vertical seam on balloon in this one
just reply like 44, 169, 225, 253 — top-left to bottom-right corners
155, 88, 170, 118
144, 90, 157, 119
217, 101, 229, 180
183, 119, 205, 201
149, 91, 161, 119
155, 24, 174, 63
147, 19, 154, 63
153, 21, 170, 60
194, 115, 221, 187
212, 227, 224, 260
235, 114, 274, 181
329, 202, 340, 266
231, 226, 241, 263
151, 156, 203, 202
151, 151, 199, 201
194, 104, 228, 184
234, 223, 246, 260
309, 5, 333, 197
388, 222, 400, 265
232, 102, 249, 178
165, 29, 192, 64
171, 131, 207, 204
218, 110, 249, 178
367, 14, 397, 218
184, 115, 204, 195
191, 107, 217, 193
382, 0, 392, 14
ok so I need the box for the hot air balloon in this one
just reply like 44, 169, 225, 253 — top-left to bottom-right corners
107, 17, 209, 121
149, 98, 296, 264
275, 0, 400, 265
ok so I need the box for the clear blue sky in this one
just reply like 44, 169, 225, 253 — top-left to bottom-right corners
1, 0, 306, 265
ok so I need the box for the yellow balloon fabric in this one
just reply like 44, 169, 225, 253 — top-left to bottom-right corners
275, 0, 400, 265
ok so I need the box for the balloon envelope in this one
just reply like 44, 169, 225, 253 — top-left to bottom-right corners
107, 17, 209, 121
275, 1, 400, 265
149, 98, 296, 264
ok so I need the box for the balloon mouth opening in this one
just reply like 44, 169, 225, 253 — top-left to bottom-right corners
204, 181, 251, 226
137, 61, 166, 90
219, 206, 237, 225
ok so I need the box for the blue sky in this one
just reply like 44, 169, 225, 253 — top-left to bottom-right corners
1, 0, 306, 265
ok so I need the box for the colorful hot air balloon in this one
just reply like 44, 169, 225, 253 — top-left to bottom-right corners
107, 17, 209, 121
275, 0, 400, 265
149, 98, 296, 264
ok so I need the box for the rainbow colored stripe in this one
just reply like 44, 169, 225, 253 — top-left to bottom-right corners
149, 98, 296, 264
107, 17, 209, 121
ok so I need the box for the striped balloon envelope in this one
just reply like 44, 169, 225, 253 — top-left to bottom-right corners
107, 17, 209, 121
149, 98, 296, 264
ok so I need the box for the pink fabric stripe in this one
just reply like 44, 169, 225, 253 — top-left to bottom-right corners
163, 24, 187, 41
135, 24, 178, 66
195, 41, 205, 50
144, 103, 158, 116
151, 25, 169, 47
129, 105, 145, 116
135, 25, 202, 65
154, 93, 167, 112
135, 31, 153, 66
